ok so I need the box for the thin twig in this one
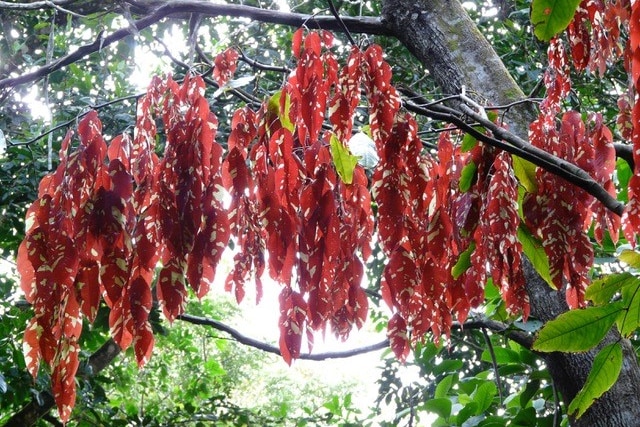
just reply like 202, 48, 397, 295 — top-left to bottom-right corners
552, 379, 560, 427
481, 327, 504, 404
0, 1, 389, 92
327, 0, 356, 46
239, 48, 291, 73
12, 93, 142, 146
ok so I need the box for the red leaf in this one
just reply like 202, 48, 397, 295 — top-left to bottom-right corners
129, 275, 154, 366
387, 313, 410, 361
303, 31, 322, 56
187, 188, 230, 297
157, 258, 187, 322
51, 339, 80, 424
278, 287, 308, 365
567, 7, 591, 71
213, 48, 239, 86
228, 107, 258, 154
75, 260, 101, 322
23, 318, 41, 378
17, 240, 35, 303
107, 133, 132, 170
110, 296, 133, 350
292, 28, 304, 59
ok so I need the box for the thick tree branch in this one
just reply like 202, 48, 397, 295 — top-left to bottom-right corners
615, 143, 634, 170
457, 103, 625, 216
0, 1, 388, 92
177, 313, 388, 360
403, 98, 625, 216
0, 0, 75, 10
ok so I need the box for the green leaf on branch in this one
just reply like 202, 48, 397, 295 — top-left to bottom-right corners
423, 398, 452, 419
473, 382, 497, 414
619, 249, 640, 268
616, 158, 632, 203
461, 132, 479, 152
531, 0, 581, 41
585, 273, 636, 305
452, 241, 475, 279
330, 134, 359, 185
434, 375, 454, 398
533, 303, 623, 352
517, 224, 554, 289
268, 90, 294, 132
568, 342, 622, 419
618, 279, 640, 337
459, 161, 477, 192
512, 156, 538, 193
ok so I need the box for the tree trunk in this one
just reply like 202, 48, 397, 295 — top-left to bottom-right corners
382, 1, 640, 425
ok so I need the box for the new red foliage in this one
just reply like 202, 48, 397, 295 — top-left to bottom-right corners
18, 15, 635, 419
527, 1, 634, 305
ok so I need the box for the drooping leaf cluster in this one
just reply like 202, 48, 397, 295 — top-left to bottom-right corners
14, 0, 640, 422
526, 0, 634, 307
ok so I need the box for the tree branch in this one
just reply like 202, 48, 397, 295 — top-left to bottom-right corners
176, 313, 388, 360
0, 0, 75, 10
403, 97, 625, 216
0, 1, 389, 92
456, 319, 534, 350
615, 143, 634, 171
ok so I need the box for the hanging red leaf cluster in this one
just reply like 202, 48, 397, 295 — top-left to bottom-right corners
17, 7, 640, 416
18, 72, 230, 421
374, 113, 528, 359
222, 30, 375, 362
526, 0, 633, 307
623, 1, 640, 240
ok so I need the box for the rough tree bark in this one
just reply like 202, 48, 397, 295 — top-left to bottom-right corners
382, 1, 640, 425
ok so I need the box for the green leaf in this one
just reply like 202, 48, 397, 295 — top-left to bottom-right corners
512, 407, 537, 426
330, 134, 359, 185
517, 224, 554, 289
585, 273, 636, 305
433, 359, 464, 375
533, 303, 623, 352
268, 90, 294, 132
461, 132, 479, 152
456, 401, 479, 425
520, 379, 541, 407
424, 398, 452, 419
512, 155, 538, 193
618, 279, 640, 337
481, 347, 520, 364
568, 342, 623, 419
619, 249, 640, 268
452, 241, 476, 279
435, 374, 454, 398
473, 382, 497, 413
459, 161, 477, 192
530, 0, 582, 41
616, 158, 632, 203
